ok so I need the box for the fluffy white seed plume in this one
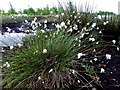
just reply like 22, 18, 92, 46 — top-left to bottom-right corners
6, 62, 10, 68
96, 42, 99, 44
18, 43, 22, 47
67, 28, 73, 32
90, 60, 93, 63
7, 64, 10, 68
112, 40, 116, 44
49, 69, 53, 73
91, 23, 96, 28
106, 54, 111, 60
93, 49, 96, 52
94, 58, 98, 61
87, 23, 90, 25
41, 30, 45, 33
72, 69, 75, 74
77, 80, 80, 83
117, 47, 119, 51
55, 15, 59, 18
55, 24, 61, 29
34, 17, 37, 22
97, 15, 102, 19
99, 31, 102, 34
61, 13, 64, 16
97, 27, 99, 30
67, 20, 70, 25
74, 16, 77, 19
100, 68, 105, 73
43, 49, 47, 53
60, 22, 65, 27
77, 53, 85, 59
10, 46, 14, 50
44, 24, 47, 28
92, 87, 97, 90
38, 76, 41, 80
103, 21, 109, 25
44, 20, 47, 23
25, 20, 28, 23
89, 38, 95, 42
6, 27, 11, 32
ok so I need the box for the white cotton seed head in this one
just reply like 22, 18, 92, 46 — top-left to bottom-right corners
18, 43, 22, 47
97, 27, 99, 30
43, 49, 47, 54
92, 87, 97, 90
112, 40, 116, 44
6, 27, 11, 32
72, 69, 75, 74
94, 58, 98, 61
77, 80, 80, 83
97, 15, 102, 19
10, 46, 14, 50
117, 47, 119, 51
90, 60, 93, 63
96, 42, 99, 44
44, 24, 47, 28
77, 20, 80, 22
106, 54, 111, 60
55, 15, 59, 17
99, 31, 102, 34
41, 30, 45, 33
55, 24, 60, 28
60, 22, 65, 27
93, 49, 96, 52
44, 20, 47, 23
100, 68, 105, 73
77, 53, 85, 59
106, 21, 109, 24
61, 13, 64, 16
7, 64, 10, 68
87, 23, 90, 25
74, 16, 77, 19
24, 20, 28, 23
38, 76, 41, 80
1, 50, 5, 53
89, 38, 95, 42
49, 69, 53, 73
91, 23, 96, 28
3, 63, 7, 67
34, 17, 37, 22
67, 28, 73, 32
103, 22, 107, 25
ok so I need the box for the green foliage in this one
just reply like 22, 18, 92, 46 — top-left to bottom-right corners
2, 24, 102, 89
23, 7, 36, 15
98, 11, 116, 15
2, 29, 76, 88
7, 2, 17, 15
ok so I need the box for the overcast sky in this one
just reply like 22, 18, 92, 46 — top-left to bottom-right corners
0, 0, 119, 14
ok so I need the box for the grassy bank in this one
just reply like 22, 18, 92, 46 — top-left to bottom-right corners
1, 15, 59, 25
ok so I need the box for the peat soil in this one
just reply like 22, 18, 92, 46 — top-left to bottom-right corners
86, 45, 120, 90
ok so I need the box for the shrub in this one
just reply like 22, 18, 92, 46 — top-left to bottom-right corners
1, 21, 103, 89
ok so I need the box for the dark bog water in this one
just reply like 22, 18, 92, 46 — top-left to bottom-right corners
0, 22, 57, 47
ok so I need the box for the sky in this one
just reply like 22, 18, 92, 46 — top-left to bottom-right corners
0, 0, 119, 14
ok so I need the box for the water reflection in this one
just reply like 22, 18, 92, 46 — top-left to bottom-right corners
0, 32, 27, 47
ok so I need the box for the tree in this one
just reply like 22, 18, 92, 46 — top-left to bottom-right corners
27, 7, 36, 14
8, 2, 17, 14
